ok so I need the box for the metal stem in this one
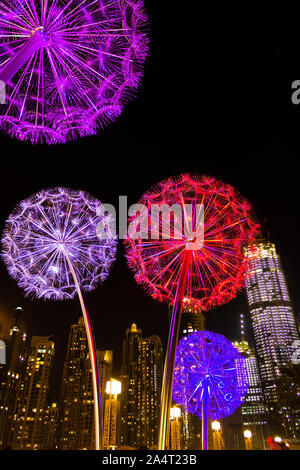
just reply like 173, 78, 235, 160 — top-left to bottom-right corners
65, 253, 103, 450
0, 30, 44, 84
202, 384, 209, 450
158, 250, 192, 450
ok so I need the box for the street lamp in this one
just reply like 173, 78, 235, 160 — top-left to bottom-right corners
244, 430, 253, 450
211, 421, 222, 450
103, 379, 121, 449
170, 407, 181, 450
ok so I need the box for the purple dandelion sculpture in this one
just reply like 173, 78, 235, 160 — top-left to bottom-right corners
1, 187, 118, 449
0, 0, 148, 144
173, 330, 248, 450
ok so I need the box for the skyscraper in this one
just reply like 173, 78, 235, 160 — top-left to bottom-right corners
120, 324, 163, 449
11, 336, 55, 450
137, 335, 163, 448
57, 317, 113, 450
233, 315, 268, 449
120, 323, 142, 448
0, 313, 29, 449
57, 317, 87, 450
244, 240, 300, 433
78, 349, 113, 449
43, 402, 59, 450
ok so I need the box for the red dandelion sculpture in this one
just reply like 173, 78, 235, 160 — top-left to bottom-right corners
124, 173, 261, 449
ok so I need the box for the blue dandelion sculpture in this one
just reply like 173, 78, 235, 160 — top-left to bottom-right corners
173, 330, 248, 450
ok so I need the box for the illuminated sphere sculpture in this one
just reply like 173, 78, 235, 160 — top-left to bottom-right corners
1, 187, 117, 299
1, 187, 118, 450
173, 330, 248, 421
124, 173, 260, 449
0, 0, 148, 144
125, 174, 260, 312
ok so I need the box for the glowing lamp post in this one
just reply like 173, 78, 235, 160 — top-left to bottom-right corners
125, 174, 260, 449
106, 379, 122, 398
103, 379, 121, 450
173, 331, 249, 450
0, 0, 148, 144
170, 407, 181, 450
211, 421, 221, 431
211, 421, 222, 450
1, 188, 118, 450
244, 430, 253, 450
170, 407, 181, 419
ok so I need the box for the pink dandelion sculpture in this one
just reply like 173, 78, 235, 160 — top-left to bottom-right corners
0, 0, 148, 144
124, 173, 261, 449
1, 187, 118, 449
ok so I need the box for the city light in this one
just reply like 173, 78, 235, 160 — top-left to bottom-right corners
274, 436, 282, 443
244, 430, 252, 439
106, 379, 121, 397
170, 407, 181, 419
211, 421, 221, 431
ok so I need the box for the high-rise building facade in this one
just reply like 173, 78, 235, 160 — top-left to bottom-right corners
244, 241, 299, 403
57, 317, 113, 450
120, 323, 142, 448
43, 402, 59, 450
11, 336, 55, 450
244, 240, 300, 436
0, 313, 29, 449
78, 349, 113, 449
137, 335, 163, 448
57, 317, 87, 449
120, 324, 163, 449
233, 337, 268, 449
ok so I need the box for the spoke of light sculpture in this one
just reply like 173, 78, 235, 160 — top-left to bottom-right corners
173, 330, 249, 450
0, 0, 148, 144
124, 173, 260, 449
1, 187, 118, 450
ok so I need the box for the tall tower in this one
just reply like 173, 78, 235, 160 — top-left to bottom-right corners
137, 335, 163, 449
244, 240, 300, 436
57, 317, 87, 449
78, 349, 113, 450
120, 323, 142, 448
233, 315, 268, 449
0, 312, 29, 449
11, 336, 55, 450
43, 402, 59, 450
244, 241, 299, 403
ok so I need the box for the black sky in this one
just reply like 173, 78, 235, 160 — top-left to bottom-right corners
0, 3, 300, 402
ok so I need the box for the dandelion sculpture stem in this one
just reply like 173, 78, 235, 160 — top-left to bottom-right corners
125, 174, 260, 450
65, 252, 103, 450
158, 250, 192, 450
1, 187, 118, 450
201, 380, 209, 450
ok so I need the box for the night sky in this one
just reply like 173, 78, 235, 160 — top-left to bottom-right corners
0, 3, 300, 402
